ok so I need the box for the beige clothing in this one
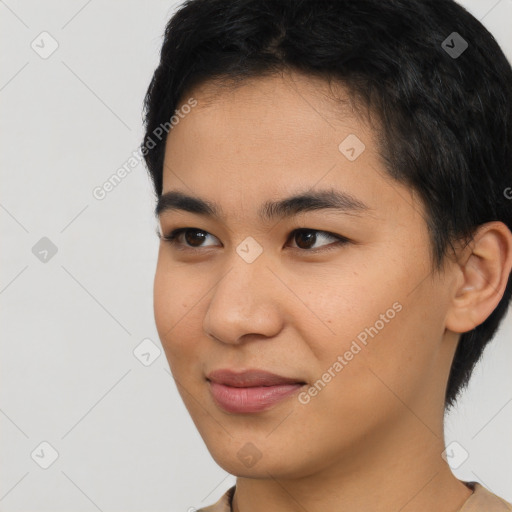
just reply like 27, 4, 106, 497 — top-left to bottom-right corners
196, 481, 512, 512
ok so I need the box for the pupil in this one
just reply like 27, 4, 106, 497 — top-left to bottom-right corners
186, 230, 205, 247
296, 230, 315, 249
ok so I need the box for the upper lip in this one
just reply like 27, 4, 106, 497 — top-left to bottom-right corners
206, 369, 306, 387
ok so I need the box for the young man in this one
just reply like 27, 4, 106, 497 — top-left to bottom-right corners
142, 1, 512, 510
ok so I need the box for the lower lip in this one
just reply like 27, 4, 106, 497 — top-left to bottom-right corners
208, 381, 304, 413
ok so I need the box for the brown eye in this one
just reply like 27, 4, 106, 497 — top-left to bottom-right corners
160, 227, 349, 253
160, 228, 219, 249
293, 230, 318, 249
289, 229, 347, 252
182, 229, 208, 247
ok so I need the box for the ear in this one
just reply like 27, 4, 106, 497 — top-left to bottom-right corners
445, 221, 512, 334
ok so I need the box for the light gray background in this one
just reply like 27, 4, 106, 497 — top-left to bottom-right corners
1, 1, 511, 510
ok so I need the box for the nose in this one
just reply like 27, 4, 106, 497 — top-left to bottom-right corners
203, 255, 285, 345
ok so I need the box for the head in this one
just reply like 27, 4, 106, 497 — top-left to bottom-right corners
142, 0, 512, 477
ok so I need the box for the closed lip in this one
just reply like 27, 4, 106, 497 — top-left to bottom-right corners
206, 369, 306, 387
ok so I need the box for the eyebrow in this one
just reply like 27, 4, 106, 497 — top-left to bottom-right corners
155, 188, 370, 221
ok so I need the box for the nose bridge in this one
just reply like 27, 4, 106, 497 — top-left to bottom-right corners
203, 249, 283, 344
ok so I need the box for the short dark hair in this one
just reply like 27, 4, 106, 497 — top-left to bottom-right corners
142, 0, 512, 410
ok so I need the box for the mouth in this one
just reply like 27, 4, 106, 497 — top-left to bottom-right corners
206, 368, 307, 413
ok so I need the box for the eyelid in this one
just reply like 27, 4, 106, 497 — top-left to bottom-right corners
158, 227, 220, 251
158, 226, 350, 253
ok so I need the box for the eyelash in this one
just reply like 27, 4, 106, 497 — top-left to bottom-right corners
158, 227, 350, 254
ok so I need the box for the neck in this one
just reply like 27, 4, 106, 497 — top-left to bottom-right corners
231, 414, 473, 512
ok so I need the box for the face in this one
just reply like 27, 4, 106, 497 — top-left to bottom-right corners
154, 71, 456, 479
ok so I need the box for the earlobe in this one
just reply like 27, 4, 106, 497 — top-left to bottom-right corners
445, 221, 512, 334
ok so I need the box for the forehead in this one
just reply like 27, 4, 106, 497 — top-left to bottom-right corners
176, 70, 367, 147
161, 71, 419, 228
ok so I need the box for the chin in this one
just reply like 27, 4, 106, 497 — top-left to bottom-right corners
207, 441, 311, 480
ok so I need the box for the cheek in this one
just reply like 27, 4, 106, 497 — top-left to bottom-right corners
296, 307, 421, 452
153, 266, 178, 340
304, 266, 388, 349
305, 255, 437, 395
153, 258, 204, 365
313, 284, 443, 424
153, 250, 203, 328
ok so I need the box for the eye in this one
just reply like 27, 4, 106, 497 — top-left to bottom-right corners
287, 228, 349, 252
158, 227, 349, 253
159, 228, 219, 250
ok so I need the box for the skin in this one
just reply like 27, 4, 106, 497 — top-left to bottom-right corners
153, 69, 512, 512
